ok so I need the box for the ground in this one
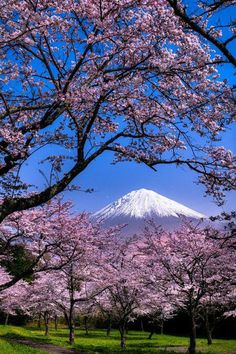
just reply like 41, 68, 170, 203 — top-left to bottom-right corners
0, 325, 235, 353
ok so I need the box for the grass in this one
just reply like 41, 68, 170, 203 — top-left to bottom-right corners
0, 325, 235, 353
0, 336, 46, 354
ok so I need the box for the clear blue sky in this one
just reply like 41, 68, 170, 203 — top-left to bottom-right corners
64, 139, 236, 217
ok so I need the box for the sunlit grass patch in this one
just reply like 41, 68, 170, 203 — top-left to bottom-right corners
0, 325, 235, 353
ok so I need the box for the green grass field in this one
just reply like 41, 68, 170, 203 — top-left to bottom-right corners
0, 335, 45, 354
0, 325, 235, 353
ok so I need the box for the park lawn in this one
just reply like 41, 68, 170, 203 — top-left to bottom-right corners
0, 325, 236, 353
0, 336, 45, 354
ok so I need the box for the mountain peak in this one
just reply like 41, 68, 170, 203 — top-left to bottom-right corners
93, 188, 205, 222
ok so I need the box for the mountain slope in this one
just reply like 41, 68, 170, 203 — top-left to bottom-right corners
92, 189, 206, 233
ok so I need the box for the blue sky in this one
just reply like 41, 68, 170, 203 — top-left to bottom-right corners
66, 5, 236, 217
19, 3, 235, 217
64, 140, 235, 217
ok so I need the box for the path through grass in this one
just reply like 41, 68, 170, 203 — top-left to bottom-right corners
0, 336, 46, 354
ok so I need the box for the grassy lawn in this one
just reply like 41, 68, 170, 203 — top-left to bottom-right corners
0, 336, 45, 354
0, 325, 235, 353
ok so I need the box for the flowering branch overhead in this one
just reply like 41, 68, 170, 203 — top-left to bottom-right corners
0, 0, 235, 221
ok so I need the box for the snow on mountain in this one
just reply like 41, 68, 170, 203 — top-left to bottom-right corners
93, 188, 205, 220
92, 189, 206, 233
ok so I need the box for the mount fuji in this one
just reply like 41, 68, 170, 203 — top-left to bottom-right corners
92, 189, 206, 234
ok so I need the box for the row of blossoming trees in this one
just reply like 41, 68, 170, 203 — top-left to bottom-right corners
0, 200, 235, 354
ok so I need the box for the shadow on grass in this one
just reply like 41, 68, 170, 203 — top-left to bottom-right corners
0, 329, 191, 354
129, 342, 187, 349
73, 341, 188, 354
1, 332, 51, 344
75, 346, 183, 354
0, 333, 93, 354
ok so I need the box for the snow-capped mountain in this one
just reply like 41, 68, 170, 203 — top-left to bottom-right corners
92, 189, 206, 233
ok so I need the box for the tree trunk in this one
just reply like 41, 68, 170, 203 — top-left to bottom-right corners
148, 330, 154, 340
205, 310, 213, 345
160, 319, 164, 335
119, 323, 127, 349
37, 313, 42, 329
68, 268, 76, 345
69, 321, 75, 345
64, 309, 75, 344
44, 312, 49, 336
106, 317, 112, 336
4, 313, 9, 326
188, 314, 196, 354
207, 329, 212, 346
68, 305, 75, 345
64, 311, 69, 328
140, 318, 144, 332
54, 315, 58, 331
84, 316, 89, 335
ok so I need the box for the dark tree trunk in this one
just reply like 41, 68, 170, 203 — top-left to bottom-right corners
68, 267, 76, 345
106, 316, 112, 336
188, 313, 196, 354
205, 310, 213, 345
4, 313, 9, 326
63, 309, 75, 344
160, 319, 164, 335
148, 330, 154, 340
64, 311, 69, 328
140, 318, 144, 332
84, 316, 89, 335
54, 315, 58, 331
37, 313, 42, 329
44, 312, 49, 336
119, 323, 127, 349
68, 305, 75, 345
207, 329, 213, 346
69, 321, 75, 345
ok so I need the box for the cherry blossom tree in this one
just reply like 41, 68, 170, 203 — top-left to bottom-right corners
224, 287, 236, 318
0, 198, 114, 292
140, 221, 235, 354
134, 232, 176, 339
0, 267, 28, 325
1, 210, 117, 342
167, 0, 236, 67
96, 237, 146, 349
0, 199, 77, 291
34, 213, 120, 345
199, 292, 231, 345
209, 211, 236, 249
52, 267, 93, 344
0, 0, 235, 222
22, 272, 63, 336
142, 300, 174, 339
52, 228, 117, 344
76, 300, 99, 336
198, 217, 236, 345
